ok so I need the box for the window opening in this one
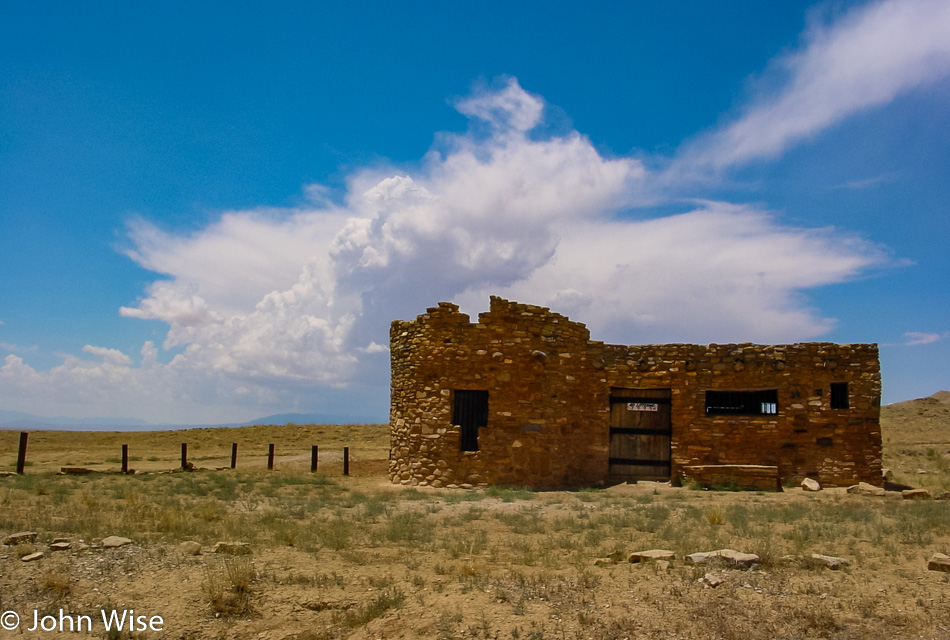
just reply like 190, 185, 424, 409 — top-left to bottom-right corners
705, 390, 779, 416
454, 390, 488, 451
830, 383, 849, 409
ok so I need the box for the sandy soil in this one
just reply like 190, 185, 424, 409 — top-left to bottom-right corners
1, 395, 948, 639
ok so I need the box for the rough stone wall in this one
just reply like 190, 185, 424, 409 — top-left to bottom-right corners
390, 297, 607, 489
594, 342, 883, 486
390, 297, 882, 489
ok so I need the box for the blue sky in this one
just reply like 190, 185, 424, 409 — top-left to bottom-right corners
1, 0, 948, 424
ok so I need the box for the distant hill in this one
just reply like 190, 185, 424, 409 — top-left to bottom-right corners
881, 391, 950, 448
0, 409, 384, 431
0, 409, 152, 430
243, 412, 383, 426
930, 390, 950, 404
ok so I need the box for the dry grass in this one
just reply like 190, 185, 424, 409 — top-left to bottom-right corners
0, 400, 948, 639
0, 422, 388, 474
882, 396, 950, 490
205, 555, 256, 616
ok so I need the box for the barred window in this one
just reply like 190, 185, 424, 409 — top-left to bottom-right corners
830, 383, 849, 409
705, 390, 779, 416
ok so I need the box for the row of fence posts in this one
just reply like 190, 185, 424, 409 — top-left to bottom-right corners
13, 432, 350, 476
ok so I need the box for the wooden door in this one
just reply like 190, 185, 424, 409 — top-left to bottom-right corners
608, 389, 672, 481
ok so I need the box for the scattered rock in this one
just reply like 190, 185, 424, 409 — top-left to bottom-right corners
902, 488, 932, 500
21, 551, 44, 562
0, 471, 16, 478
685, 549, 759, 567
882, 468, 893, 479
628, 549, 675, 563
212, 541, 251, 555
719, 549, 760, 567
593, 550, 625, 566
50, 542, 72, 551
810, 553, 851, 570
101, 536, 132, 548
655, 560, 670, 572
60, 467, 96, 475
933, 490, 950, 501
178, 541, 202, 555
801, 478, 821, 492
3, 531, 38, 546
685, 551, 718, 565
928, 553, 950, 573
847, 482, 885, 497
703, 573, 725, 588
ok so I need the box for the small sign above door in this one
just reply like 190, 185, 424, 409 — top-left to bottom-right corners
627, 402, 658, 411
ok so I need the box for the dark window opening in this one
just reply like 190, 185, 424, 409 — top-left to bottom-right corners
454, 390, 488, 451
705, 390, 779, 416
830, 383, 849, 409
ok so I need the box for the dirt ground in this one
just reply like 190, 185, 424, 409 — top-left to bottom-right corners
1, 396, 949, 639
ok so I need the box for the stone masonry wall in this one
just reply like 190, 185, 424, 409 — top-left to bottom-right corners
390, 297, 883, 489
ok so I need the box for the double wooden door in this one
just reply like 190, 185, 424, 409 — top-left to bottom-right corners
608, 388, 672, 481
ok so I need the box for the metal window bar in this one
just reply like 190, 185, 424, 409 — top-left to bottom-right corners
705, 390, 779, 416
830, 383, 849, 409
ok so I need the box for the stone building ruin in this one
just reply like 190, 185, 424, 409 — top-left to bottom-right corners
389, 297, 883, 490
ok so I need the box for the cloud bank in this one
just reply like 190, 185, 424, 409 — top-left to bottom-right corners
4, 0, 949, 422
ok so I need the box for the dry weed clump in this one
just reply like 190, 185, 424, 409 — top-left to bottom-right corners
204, 556, 256, 617
41, 569, 73, 597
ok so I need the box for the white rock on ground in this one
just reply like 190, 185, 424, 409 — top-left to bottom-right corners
801, 478, 821, 491
3, 531, 38, 545
101, 536, 132, 548
628, 549, 675, 563
928, 553, 950, 573
686, 549, 759, 567
178, 541, 202, 555
212, 541, 251, 555
846, 482, 885, 497
810, 553, 851, 570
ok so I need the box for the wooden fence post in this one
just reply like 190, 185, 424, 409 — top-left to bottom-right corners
343, 446, 349, 476
231, 443, 238, 469
181, 443, 188, 470
121, 444, 129, 474
267, 443, 275, 471
16, 432, 28, 475
311, 445, 319, 472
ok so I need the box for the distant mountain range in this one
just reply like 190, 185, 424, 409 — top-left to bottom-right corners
5, 392, 944, 432
0, 409, 384, 431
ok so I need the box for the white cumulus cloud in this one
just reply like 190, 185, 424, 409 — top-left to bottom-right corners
675, 0, 950, 174
98, 77, 888, 419
6, 8, 943, 424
